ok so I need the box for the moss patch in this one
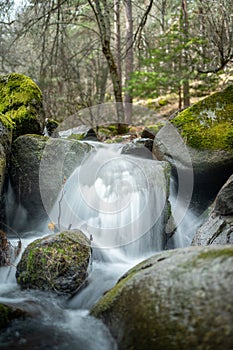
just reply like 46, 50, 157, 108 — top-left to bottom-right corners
0, 73, 45, 138
16, 230, 91, 294
171, 85, 233, 150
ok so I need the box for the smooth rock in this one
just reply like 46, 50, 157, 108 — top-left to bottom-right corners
91, 246, 233, 350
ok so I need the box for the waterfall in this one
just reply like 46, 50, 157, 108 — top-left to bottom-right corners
48, 143, 168, 260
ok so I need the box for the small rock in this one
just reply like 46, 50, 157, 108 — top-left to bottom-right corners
16, 230, 91, 295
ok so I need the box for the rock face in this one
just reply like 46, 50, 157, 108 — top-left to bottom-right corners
192, 174, 233, 246
153, 86, 233, 208
0, 120, 12, 226
214, 174, 233, 215
9, 134, 48, 228
0, 73, 45, 139
91, 246, 233, 350
9, 135, 92, 229
16, 230, 91, 295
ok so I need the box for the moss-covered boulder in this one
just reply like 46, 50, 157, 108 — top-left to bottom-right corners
192, 174, 233, 246
9, 135, 92, 230
153, 86, 233, 208
171, 85, 233, 150
0, 73, 45, 139
16, 230, 91, 295
91, 246, 233, 350
0, 303, 27, 330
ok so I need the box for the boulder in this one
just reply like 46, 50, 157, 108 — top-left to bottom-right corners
213, 174, 233, 215
153, 86, 233, 209
9, 135, 92, 230
91, 246, 233, 350
16, 230, 91, 295
0, 73, 45, 139
192, 174, 233, 246
121, 138, 154, 159
59, 125, 98, 141
9, 134, 48, 228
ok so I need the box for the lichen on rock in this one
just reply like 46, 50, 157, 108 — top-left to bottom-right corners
16, 230, 91, 295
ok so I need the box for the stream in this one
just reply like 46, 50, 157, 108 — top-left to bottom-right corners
0, 142, 202, 349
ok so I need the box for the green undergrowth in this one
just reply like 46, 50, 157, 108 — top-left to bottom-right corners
171, 85, 233, 150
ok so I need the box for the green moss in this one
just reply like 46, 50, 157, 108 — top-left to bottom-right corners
0, 112, 14, 129
158, 98, 169, 106
146, 123, 164, 134
67, 133, 85, 141
0, 73, 44, 137
172, 85, 233, 150
0, 73, 42, 113
16, 231, 91, 294
198, 248, 233, 260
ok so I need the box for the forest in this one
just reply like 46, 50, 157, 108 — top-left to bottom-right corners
0, 0, 232, 123
0, 1, 233, 350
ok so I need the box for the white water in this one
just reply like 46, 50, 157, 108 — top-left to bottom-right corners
0, 142, 202, 349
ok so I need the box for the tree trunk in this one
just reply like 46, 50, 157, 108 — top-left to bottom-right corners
114, 0, 122, 90
181, 0, 190, 108
124, 0, 133, 124
88, 0, 124, 122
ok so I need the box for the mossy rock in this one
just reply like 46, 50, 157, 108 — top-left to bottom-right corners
171, 85, 233, 150
9, 135, 92, 230
91, 246, 233, 350
153, 122, 233, 210
0, 73, 45, 139
0, 303, 27, 330
9, 134, 49, 229
16, 230, 91, 295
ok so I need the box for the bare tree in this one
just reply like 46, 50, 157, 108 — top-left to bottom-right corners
124, 0, 133, 123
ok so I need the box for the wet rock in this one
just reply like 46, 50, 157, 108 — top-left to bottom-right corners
121, 138, 154, 159
16, 230, 91, 295
192, 214, 233, 246
192, 174, 233, 246
59, 125, 98, 141
214, 174, 233, 215
9, 135, 92, 229
153, 123, 233, 210
91, 246, 233, 350
0, 73, 45, 139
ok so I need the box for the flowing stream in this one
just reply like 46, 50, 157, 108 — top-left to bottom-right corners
0, 142, 202, 349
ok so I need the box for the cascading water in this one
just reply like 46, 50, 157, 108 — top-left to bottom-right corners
0, 142, 202, 349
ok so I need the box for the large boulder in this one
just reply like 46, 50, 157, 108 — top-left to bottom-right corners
192, 174, 233, 246
153, 86, 233, 209
0, 73, 45, 139
9, 135, 92, 230
91, 246, 233, 350
16, 230, 91, 295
